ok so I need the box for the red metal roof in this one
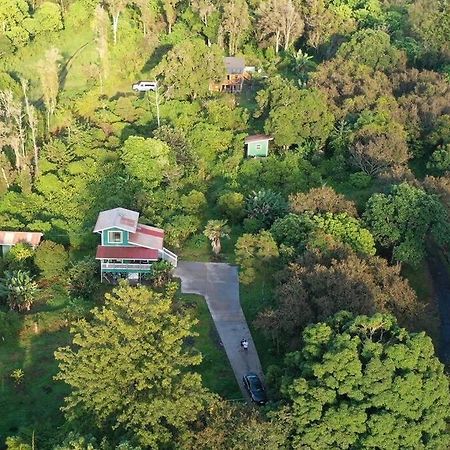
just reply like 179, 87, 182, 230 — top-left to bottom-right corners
136, 224, 164, 238
0, 231, 43, 247
96, 246, 159, 260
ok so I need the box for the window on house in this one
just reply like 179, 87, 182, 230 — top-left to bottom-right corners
109, 231, 123, 243
256, 144, 262, 150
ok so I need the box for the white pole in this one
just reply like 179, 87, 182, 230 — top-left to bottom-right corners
155, 83, 160, 128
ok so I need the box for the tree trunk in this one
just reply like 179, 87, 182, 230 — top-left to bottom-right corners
112, 13, 120, 44
212, 238, 221, 255
275, 30, 280, 54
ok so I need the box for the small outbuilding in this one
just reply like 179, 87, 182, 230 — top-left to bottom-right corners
245, 134, 273, 157
0, 231, 43, 256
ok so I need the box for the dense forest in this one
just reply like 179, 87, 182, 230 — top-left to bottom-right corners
0, 0, 450, 448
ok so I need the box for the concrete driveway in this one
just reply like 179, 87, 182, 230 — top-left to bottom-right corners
174, 261, 264, 400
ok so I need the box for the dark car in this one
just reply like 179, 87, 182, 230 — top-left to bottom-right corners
243, 372, 267, 405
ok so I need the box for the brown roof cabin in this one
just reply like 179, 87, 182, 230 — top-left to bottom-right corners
210, 57, 251, 94
0, 231, 43, 256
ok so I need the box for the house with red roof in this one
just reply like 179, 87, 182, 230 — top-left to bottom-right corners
93, 208, 177, 282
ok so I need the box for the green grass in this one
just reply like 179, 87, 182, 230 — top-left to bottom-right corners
239, 278, 283, 371
0, 290, 76, 444
181, 294, 241, 399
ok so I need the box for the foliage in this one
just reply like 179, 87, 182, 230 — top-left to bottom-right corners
217, 191, 245, 223
235, 231, 279, 284
336, 29, 405, 72
276, 312, 450, 449
364, 183, 450, 265
289, 186, 358, 217
147, 260, 173, 288
245, 189, 288, 230
187, 400, 288, 449
156, 39, 224, 100
4, 242, 35, 271
257, 246, 420, 349
55, 282, 213, 448
0, 310, 21, 341
256, 77, 334, 149
68, 257, 98, 298
203, 219, 230, 255
0, 270, 39, 312
121, 136, 173, 189
34, 240, 69, 279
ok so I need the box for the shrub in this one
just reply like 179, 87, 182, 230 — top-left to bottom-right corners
34, 241, 69, 279
68, 257, 98, 297
0, 310, 21, 341
217, 192, 245, 223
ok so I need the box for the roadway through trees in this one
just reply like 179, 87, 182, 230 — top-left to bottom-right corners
174, 262, 264, 401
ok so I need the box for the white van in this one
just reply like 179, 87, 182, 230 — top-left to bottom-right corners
132, 81, 157, 92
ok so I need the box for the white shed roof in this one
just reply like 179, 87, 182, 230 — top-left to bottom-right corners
93, 208, 139, 233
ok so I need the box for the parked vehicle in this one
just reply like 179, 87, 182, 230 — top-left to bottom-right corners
242, 372, 267, 405
132, 81, 157, 92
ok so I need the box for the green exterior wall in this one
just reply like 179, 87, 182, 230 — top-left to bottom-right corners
246, 140, 269, 157
102, 227, 130, 246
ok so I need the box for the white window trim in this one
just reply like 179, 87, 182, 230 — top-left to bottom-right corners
108, 230, 123, 244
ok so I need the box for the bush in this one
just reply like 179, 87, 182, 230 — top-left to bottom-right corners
217, 192, 245, 223
34, 241, 69, 279
147, 261, 173, 288
68, 257, 98, 297
4, 243, 35, 271
349, 172, 373, 189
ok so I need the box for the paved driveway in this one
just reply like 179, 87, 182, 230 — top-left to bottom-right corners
174, 261, 264, 400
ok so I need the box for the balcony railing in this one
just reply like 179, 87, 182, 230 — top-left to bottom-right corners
160, 247, 178, 267
101, 263, 151, 271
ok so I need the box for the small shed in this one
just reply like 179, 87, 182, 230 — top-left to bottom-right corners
0, 231, 43, 256
245, 134, 273, 157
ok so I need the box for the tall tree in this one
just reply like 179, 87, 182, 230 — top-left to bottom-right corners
20, 78, 39, 178
93, 5, 109, 90
36, 47, 61, 131
364, 182, 450, 265
0, 90, 26, 172
103, 0, 128, 44
156, 39, 224, 100
192, 0, 216, 45
276, 312, 450, 449
55, 283, 212, 448
221, 0, 250, 55
257, 0, 304, 53
163, 0, 178, 33
257, 245, 420, 348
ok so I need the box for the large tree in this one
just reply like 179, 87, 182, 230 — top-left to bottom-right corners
256, 0, 304, 53
221, 0, 251, 55
156, 39, 224, 100
289, 186, 358, 217
275, 312, 450, 449
257, 245, 420, 348
55, 283, 212, 448
121, 136, 172, 189
256, 77, 334, 149
363, 182, 450, 265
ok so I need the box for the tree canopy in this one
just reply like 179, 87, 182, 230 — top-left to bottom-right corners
276, 312, 450, 449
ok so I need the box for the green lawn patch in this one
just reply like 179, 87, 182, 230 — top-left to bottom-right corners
180, 294, 241, 399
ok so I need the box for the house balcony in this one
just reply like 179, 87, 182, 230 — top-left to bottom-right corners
101, 262, 152, 272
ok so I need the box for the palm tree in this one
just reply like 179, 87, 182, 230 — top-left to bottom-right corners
0, 270, 39, 312
203, 220, 231, 255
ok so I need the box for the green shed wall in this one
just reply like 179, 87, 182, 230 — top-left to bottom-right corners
246, 140, 269, 157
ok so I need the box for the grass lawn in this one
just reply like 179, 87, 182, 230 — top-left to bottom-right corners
180, 294, 241, 399
0, 286, 87, 445
239, 279, 283, 372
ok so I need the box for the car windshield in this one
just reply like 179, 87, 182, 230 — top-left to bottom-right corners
248, 376, 263, 391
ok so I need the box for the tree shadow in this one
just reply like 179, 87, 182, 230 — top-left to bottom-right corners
141, 44, 172, 73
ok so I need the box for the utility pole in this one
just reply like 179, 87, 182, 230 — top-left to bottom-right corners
155, 82, 160, 128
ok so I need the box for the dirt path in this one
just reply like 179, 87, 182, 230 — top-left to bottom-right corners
174, 262, 265, 400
